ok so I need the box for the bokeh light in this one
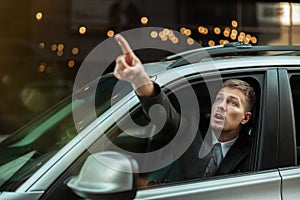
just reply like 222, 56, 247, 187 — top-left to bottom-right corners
79, 26, 87, 35
35, 12, 43, 20
141, 17, 148, 24
68, 60, 75, 68
72, 47, 79, 55
107, 30, 114, 38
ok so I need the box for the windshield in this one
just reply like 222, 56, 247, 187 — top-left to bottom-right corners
0, 75, 132, 191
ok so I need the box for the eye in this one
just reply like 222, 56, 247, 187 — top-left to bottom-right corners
230, 100, 238, 106
215, 96, 223, 102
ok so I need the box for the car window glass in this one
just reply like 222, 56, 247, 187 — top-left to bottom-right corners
0, 75, 132, 191
290, 75, 300, 165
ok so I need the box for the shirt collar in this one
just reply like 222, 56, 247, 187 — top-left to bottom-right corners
211, 131, 239, 157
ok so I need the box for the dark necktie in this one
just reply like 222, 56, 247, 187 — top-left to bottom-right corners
203, 143, 223, 177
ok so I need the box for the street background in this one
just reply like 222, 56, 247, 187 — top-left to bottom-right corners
0, 0, 299, 135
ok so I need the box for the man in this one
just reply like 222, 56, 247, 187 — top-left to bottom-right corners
114, 34, 256, 184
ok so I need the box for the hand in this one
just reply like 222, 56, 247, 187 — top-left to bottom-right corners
114, 34, 144, 82
114, 34, 155, 97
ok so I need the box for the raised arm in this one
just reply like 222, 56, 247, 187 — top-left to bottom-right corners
114, 34, 156, 97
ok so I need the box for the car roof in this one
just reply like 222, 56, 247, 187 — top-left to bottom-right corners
143, 44, 300, 77
150, 55, 300, 85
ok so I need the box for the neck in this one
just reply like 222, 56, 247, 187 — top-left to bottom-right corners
212, 127, 241, 142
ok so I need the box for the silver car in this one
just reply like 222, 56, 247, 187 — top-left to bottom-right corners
1, 44, 300, 200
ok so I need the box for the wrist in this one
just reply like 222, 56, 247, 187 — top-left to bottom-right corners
132, 76, 156, 97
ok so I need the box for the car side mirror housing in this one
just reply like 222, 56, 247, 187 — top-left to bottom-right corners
66, 151, 139, 200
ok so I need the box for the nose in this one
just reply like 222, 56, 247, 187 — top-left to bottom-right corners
217, 100, 226, 112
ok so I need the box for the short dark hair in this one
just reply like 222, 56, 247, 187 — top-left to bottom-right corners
223, 79, 256, 111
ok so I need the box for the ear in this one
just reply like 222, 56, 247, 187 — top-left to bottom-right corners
241, 112, 252, 125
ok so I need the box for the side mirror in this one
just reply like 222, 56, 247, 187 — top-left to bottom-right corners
66, 151, 139, 200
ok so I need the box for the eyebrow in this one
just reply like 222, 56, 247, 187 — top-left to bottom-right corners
217, 93, 241, 102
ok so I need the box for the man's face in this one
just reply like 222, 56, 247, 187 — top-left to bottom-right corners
210, 87, 251, 137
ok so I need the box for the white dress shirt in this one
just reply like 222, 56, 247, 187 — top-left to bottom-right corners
211, 131, 239, 157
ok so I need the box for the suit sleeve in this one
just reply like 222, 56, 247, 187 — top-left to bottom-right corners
137, 82, 181, 140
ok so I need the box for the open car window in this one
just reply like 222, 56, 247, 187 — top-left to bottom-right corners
101, 74, 261, 188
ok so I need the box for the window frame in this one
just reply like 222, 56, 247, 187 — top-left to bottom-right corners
134, 68, 281, 199
41, 67, 281, 199
278, 68, 300, 200
278, 69, 297, 167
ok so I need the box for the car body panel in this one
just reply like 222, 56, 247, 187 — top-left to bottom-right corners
0, 191, 43, 200
0, 48, 300, 199
136, 171, 281, 200
280, 167, 300, 200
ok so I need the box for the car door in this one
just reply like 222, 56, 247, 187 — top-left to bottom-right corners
33, 67, 282, 200
279, 68, 300, 199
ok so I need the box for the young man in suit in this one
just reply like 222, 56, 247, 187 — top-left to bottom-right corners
114, 34, 256, 184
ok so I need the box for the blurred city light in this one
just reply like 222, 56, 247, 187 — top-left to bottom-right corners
214, 27, 221, 35
231, 20, 238, 27
35, 12, 43, 20
107, 30, 114, 38
51, 44, 57, 51
72, 47, 79, 55
39, 42, 45, 49
68, 60, 75, 68
79, 26, 86, 35
150, 31, 158, 38
57, 44, 64, 51
141, 17, 148, 24
187, 38, 194, 45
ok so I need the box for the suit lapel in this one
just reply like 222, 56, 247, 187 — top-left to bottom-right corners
216, 134, 251, 175
180, 130, 212, 180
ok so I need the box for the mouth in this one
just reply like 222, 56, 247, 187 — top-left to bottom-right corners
213, 112, 225, 122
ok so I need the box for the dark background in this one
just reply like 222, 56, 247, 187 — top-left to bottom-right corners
0, 0, 299, 135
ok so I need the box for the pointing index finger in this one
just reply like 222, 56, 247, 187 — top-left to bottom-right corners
115, 34, 133, 56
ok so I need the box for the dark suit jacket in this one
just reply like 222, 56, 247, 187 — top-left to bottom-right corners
138, 83, 252, 183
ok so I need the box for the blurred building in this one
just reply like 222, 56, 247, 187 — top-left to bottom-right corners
0, 0, 299, 134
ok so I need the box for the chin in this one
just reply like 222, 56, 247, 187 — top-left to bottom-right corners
210, 123, 224, 132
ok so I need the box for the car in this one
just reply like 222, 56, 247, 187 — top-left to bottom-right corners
1, 43, 300, 200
